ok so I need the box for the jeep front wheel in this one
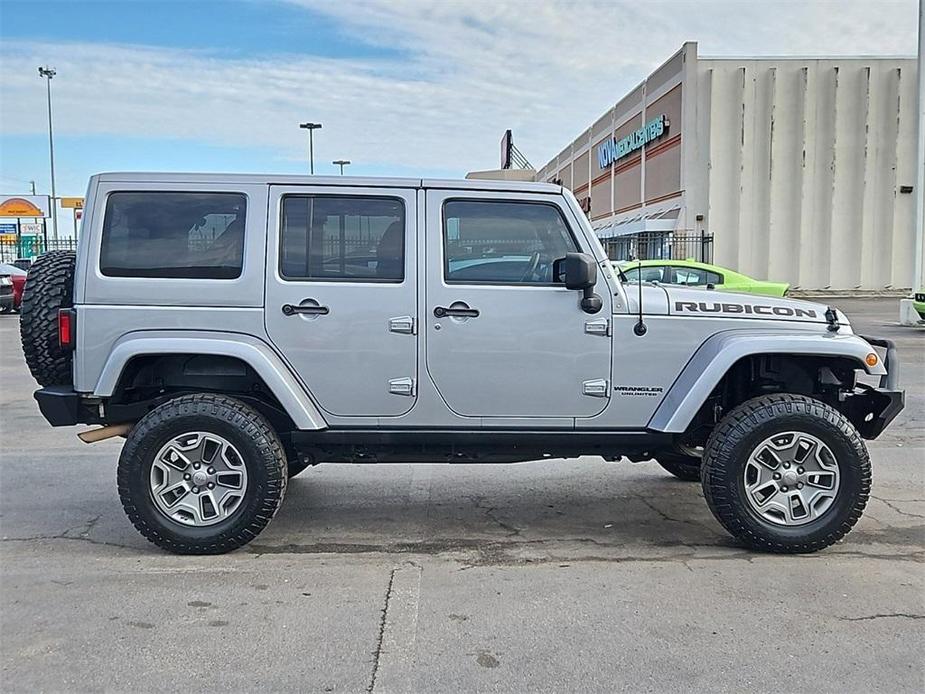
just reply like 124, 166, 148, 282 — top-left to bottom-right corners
701, 394, 870, 553
117, 394, 287, 554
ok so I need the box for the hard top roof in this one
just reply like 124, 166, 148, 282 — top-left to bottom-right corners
92, 172, 562, 194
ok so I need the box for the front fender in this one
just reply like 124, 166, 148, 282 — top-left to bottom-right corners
94, 330, 328, 430
648, 330, 888, 433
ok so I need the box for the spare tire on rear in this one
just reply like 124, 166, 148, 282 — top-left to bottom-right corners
20, 250, 76, 386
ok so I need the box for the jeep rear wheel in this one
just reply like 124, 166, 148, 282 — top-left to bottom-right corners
20, 250, 76, 386
702, 394, 870, 553
117, 394, 287, 554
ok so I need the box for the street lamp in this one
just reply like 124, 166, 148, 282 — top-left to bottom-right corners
333, 159, 351, 175
38, 65, 58, 242
299, 122, 322, 174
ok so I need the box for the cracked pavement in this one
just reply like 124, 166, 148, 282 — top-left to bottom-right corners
1, 298, 923, 692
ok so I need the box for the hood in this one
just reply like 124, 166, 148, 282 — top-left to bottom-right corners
664, 286, 833, 324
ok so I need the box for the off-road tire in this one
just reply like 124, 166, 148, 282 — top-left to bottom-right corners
117, 393, 288, 554
702, 394, 870, 553
20, 250, 76, 386
656, 453, 702, 481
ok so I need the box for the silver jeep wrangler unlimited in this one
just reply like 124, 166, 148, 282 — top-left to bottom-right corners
21, 173, 903, 555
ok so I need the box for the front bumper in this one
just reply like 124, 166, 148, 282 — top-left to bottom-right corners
843, 335, 905, 439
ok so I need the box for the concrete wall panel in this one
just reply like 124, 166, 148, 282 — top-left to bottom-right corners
707, 66, 745, 269
892, 66, 918, 288
558, 166, 572, 188
700, 56, 915, 289
539, 43, 917, 289
644, 141, 681, 203
766, 67, 804, 286
647, 85, 683, 137
828, 66, 867, 289
590, 176, 613, 219
573, 151, 590, 190
615, 161, 642, 212
648, 49, 684, 95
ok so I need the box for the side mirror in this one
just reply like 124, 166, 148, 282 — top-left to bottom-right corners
560, 252, 597, 290
556, 253, 602, 314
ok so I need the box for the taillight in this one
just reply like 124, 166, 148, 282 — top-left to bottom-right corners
58, 309, 76, 350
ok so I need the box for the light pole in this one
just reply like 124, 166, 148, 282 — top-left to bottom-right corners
913, 0, 924, 291
333, 159, 351, 175
299, 122, 322, 174
38, 66, 58, 242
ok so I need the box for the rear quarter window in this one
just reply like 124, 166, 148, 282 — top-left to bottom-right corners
99, 192, 247, 279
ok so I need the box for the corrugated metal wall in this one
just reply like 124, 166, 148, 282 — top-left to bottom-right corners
701, 58, 918, 290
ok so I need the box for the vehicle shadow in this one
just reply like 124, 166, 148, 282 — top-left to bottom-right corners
258, 460, 736, 558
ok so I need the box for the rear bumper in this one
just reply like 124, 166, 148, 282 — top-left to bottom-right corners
34, 387, 101, 427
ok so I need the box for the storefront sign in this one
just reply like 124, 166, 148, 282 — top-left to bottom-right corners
597, 114, 670, 170
0, 223, 17, 235
20, 222, 43, 236
61, 197, 84, 209
0, 195, 50, 218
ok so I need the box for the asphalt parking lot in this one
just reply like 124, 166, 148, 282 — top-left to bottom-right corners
1, 297, 922, 693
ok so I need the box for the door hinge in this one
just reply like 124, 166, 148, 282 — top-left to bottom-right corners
582, 379, 610, 398
389, 377, 416, 396
389, 315, 415, 334
585, 318, 611, 336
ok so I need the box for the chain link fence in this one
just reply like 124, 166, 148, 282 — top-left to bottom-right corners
0, 238, 78, 264
601, 231, 713, 264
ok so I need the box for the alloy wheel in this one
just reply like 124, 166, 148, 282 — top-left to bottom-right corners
149, 432, 249, 526
742, 431, 840, 526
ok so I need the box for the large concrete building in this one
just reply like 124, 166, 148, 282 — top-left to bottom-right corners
535, 42, 920, 291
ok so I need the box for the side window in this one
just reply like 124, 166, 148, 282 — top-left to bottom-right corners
280, 196, 404, 281
625, 265, 666, 283
674, 267, 708, 285
100, 192, 246, 279
443, 200, 578, 284
705, 270, 723, 284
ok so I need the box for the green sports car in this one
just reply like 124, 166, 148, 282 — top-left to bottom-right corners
913, 289, 925, 320
618, 259, 790, 297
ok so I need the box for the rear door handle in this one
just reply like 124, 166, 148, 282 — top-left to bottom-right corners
282, 303, 329, 316
434, 306, 479, 318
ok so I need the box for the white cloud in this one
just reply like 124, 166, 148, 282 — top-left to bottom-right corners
1, 0, 918, 176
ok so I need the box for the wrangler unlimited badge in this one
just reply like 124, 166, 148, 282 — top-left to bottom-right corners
674, 301, 818, 318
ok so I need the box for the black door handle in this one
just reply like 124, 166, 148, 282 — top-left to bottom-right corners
434, 305, 479, 318
282, 303, 330, 316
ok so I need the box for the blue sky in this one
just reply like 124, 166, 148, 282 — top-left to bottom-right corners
0, 0, 918, 236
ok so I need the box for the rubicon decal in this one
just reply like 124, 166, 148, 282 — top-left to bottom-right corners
674, 301, 818, 318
